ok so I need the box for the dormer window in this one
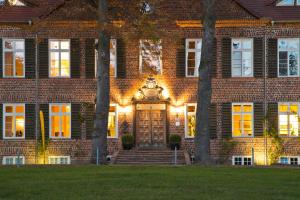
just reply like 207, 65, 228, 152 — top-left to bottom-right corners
277, 0, 300, 6
0, 0, 25, 6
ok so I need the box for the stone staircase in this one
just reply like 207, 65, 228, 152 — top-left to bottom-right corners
113, 149, 187, 165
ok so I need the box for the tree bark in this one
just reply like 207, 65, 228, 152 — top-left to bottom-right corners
92, 0, 110, 164
194, 0, 216, 164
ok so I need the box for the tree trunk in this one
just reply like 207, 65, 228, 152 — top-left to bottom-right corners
92, 0, 110, 164
194, 0, 216, 164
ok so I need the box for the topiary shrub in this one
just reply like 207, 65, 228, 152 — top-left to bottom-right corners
169, 134, 182, 150
121, 134, 134, 150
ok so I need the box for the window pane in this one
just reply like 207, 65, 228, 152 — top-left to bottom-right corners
243, 114, 253, 136
140, 40, 162, 74
5, 106, 13, 113
107, 114, 116, 137
15, 106, 24, 113
290, 104, 298, 113
187, 115, 196, 137
289, 114, 299, 136
242, 40, 252, 49
279, 114, 289, 135
5, 116, 13, 137
50, 41, 59, 49
243, 105, 252, 112
196, 40, 202, 50
279, 104, 288, 112
233, 115, 241, 137
61, 52, 70, 77
5, 41, 13, 49
50, 52, 60, 77
51, 106, 60, 113
232, 41, 241, 50
110, 40, 117, 76
234, 157, 242, 165
15, 52, 24, 76
4, 52, 14, 77
61, 105, 71, 113
61, 115, 71, 138
233, 105, 241, 112
280, 157, 289, 164
289, 52, 298, 76
188, 41, 195, 49
15, 41, 24, 50
15, 116, 25, 137
51, 116, 60, 137
277, 0, 294, 6
61, 41, 70, 50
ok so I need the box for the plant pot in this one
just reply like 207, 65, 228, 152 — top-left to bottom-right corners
170, 143, 180, 150
122, 144, 133, 150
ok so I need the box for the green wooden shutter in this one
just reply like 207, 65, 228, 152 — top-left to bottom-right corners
0, 39, 2, 78
85, 38, 96, 78
209, 103, 217, 139
268, 39, 278, 78
254, 102, 264, 137
211, 38, 217, 78
117, 38, 126, 79
38, 39, 49, 78
25, 104, 36, 139
86, 103, 95, 139
267, 103, 278, 133
25, 39, 36, 79
71, 104, 81, 139
222, 38, 232, 78
71, 39, 80, 78
40, 104, 49, 139
176, 38, 186, 78
254, 38, 264, 78
0, 104, 2, 140
222, 103, 232, 138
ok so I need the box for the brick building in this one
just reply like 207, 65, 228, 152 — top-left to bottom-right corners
0, 0, 300, 166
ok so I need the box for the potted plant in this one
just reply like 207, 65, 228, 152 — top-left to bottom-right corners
121, 134, 134, 150
169, 134, 182, 150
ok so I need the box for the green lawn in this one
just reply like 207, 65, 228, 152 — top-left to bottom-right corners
0, 166, 299, 200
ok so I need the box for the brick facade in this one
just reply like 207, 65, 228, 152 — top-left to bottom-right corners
1, 0, 300, 165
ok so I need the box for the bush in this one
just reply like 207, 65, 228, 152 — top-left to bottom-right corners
169, 134, 181, 150
121, 134, 134, 150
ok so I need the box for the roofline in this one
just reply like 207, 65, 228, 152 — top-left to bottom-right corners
234, 0, 262, 19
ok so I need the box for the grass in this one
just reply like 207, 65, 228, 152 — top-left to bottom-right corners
0, 166, 299, 200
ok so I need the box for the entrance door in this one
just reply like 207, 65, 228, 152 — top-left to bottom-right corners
136, 104, 166, 148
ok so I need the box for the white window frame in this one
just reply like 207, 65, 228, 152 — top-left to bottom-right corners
232, 103, 254, 138
185, 103, 197, 138
2, 39, 25, 78
48, 156, 71, 165
278, 102, 300, 137
232, 156, 253, 166
2, 156, 25, 165
277, 0, 299, 6
185, 39, 202, 77
107, 104, 118, 139
139, 39, 163, 74
3, 104, 25, 139
279, 156, 300, 165
231, 38, 254, 77
95, 39, 117, 78
49, 103, 71, 139
49, 39, 71, 78
278, 38, 300, 77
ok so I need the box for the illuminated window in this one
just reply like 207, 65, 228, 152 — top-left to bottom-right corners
186, 39, 202, 77
49, 104, 71, 139
232, 156, 252, 166
139, 40, 162, 74
279, 157, 299, 165
185, 104, 196, 138
278, 103, 299, 137
3, 104, 25, 139
277, 0, 300, 6
232, 103, 253, 137
49, 40, 70, 77
107, 105, 118, 138
2, 156, 25, 165
232, 39, 253, 77
2, 39, 25, 78
48, 156, 70, 164
278, 39, 300, 77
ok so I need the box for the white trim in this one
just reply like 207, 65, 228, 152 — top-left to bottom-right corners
231, 103, 254, 138
107, 104, 118, 139
2, 156, 25, 165
48, 156, 71, 165
48, 39, 71, 78
231, 38, 254, 77
232, 156, 252, 166
49, 103, 71, 139
277, 38, 300, 77
279, 156, 300, 165
276, 0, 299, 6
278, 102, 300, 137
3, 104, 25, 139
185, 38, 202, 77
2, 39, 25, 78
184, 103, 197, 138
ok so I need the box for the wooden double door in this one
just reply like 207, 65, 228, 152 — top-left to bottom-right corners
136, 104, 167, 148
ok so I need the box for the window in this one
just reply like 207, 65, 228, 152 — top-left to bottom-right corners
278, 103, 299, 137
49, 104, 71, 139
186, 39, 202, 77
0, 0, 25, 6
232, 103, 253, 137
95, 39, 117, 77
139, 40, 162, 74
107, 104, 118, 138
49, 156, 70, 164
232, 39, 253, 77
2, 156, 25, 165
185, 104, 196, 138
232, 156, 252, 166
277, 0, 300, 6
49, 40, 70, 77
278, 39, 300, 77
3, 104, 25, 139
3, 39, 25, 78
279, 157, 299, 165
